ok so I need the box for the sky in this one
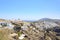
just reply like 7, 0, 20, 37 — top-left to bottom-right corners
0, 0, 60, 20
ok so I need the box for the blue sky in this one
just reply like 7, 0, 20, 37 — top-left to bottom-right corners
0, 0, 60, 20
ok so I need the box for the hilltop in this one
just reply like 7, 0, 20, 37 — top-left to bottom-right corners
0, 18, 60, 40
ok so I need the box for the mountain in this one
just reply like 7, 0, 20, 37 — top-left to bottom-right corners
32, 18, 60, 30
38, 18, 55, 22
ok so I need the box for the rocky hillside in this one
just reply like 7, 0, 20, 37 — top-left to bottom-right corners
0, 18, 60, 40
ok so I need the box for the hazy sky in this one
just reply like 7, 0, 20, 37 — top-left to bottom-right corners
0, 0, 60, 20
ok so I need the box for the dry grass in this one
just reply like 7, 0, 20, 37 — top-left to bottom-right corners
0, 28, 14, 40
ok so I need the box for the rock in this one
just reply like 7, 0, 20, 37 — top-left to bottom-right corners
9, 33, 18, 39
19, 34, 25, 40
21, 26, 28, 30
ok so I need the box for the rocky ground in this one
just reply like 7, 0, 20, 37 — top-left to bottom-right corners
0, 18, 60, 40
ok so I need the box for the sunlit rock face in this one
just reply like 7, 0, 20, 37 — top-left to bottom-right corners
7, 23, 14, 29
33, 22, 58, 30
0, 21, 14, 29
21, 26, 28, 30
33, 18, 60, 30
19, 34, 25, 40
